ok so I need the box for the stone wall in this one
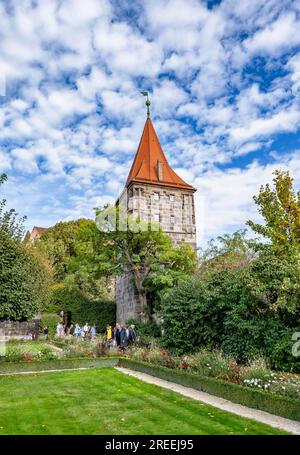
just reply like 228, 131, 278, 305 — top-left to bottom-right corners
115, 183, 197, 323
115, 272, 141, 323
0, 319, 40, 340
119, 183, 196, 248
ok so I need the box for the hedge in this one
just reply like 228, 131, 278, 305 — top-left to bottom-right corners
118, 358, 300, 422
0, 357, 119, 374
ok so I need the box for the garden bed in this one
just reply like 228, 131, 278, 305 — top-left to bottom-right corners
118, 358, 300, 422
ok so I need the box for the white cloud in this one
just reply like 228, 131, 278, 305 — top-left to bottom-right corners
230, 107, 300, 144
0, 0, 300, 247
244, 12, 300, 55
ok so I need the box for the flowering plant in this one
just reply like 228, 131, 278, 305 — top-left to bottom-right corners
220, 360, 241, 383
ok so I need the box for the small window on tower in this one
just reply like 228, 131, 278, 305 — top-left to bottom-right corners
153, 192, 160, 201
153, 213, 160, 222
170, 215, 175, 224
170, 194, 175, 202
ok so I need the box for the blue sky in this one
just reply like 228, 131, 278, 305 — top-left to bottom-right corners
0, 0, 300, 246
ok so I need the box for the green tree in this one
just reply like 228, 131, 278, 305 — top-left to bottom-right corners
37, 219, 93, 281
0, 173, 53, 320
198, 230, 256, 277
90, 206, 197, 319
247, 170, 300, 252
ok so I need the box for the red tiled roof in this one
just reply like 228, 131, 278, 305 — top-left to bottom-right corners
32, 226, 47, 235
126, 118, 196, 191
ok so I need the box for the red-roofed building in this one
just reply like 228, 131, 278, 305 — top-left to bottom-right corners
116, 107, 197, 322
23, 226, 47, 243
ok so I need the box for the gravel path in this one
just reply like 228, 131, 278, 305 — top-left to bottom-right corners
116, 366, 300, 435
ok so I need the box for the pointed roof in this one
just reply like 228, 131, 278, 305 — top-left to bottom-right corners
125, 118, 196, 191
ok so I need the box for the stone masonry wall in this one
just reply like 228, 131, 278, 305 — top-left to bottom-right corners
0, 319, 40, 340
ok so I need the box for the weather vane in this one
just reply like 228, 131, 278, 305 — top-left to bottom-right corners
141, 91, 151, 118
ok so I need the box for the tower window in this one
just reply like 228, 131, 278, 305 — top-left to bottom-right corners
170, 194, 175, 202
153, 192, 160, 201
153, 213, 160, 222
170, 215, 175, 224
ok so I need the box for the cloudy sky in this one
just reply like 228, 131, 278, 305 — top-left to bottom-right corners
1, 0, 300, 246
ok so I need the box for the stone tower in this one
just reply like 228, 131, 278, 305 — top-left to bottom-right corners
116, 112, 197, 323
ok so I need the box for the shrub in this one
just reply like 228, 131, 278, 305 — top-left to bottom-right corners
126, 319, 161, 338
188, 349, 230, 378
40, 313, 60, 338
0, 230, 53, 320
160, 263, 300, 373
160, 278, 229, 353
5, 341, 58, 362
48, 285, 115, 332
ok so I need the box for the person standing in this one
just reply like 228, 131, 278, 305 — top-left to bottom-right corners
91, 323, 97, 340
115, 323, 121, 348
128, 324, 137, 346
106, 325, 112, 348
43, 326, 49, 341
83, 322, 89, 339
119, 323, 127, 352
74, 323, 80, 338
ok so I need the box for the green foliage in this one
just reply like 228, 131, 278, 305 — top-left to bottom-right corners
0, 230, 53, 320
38, 219, 95, 281
94, 205, 197, 317
198, 230, 255, 276
247, 170, 300, 252
40, 313, 60, 337
48, 284, 115, 332
143, 242, 198, 311
5, 341, 57, 362
0, 358, 118, 374
160, 227, 300, 371
0, 174, 53, 320
126, 319, 161, 338
160, 277, 230, 354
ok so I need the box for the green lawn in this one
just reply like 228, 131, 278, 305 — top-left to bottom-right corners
0, 368, 289, 435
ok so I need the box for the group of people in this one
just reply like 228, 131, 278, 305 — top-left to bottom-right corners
52, 322, 97, 340
43, 318, 137, 351
107, 323, 137, 351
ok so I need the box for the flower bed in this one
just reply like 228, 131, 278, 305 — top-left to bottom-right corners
2, 338, 115, 362
125, 347, 300, 402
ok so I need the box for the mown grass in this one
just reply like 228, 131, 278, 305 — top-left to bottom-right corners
0, 368, 289, 435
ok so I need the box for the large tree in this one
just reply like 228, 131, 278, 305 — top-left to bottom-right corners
70, 206, 198, 319
0, 174, 53, 320
247, 170, 300, 252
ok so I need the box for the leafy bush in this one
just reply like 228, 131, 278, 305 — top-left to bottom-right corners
0, 230, 53, 320
126, 319, 161, 338
48, 285, 115, 332
40, 313, 60, 338
160, 261, 300, 372
267, 327, 300, 372
160, 278, 229, 354
5, 341, 58, 362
